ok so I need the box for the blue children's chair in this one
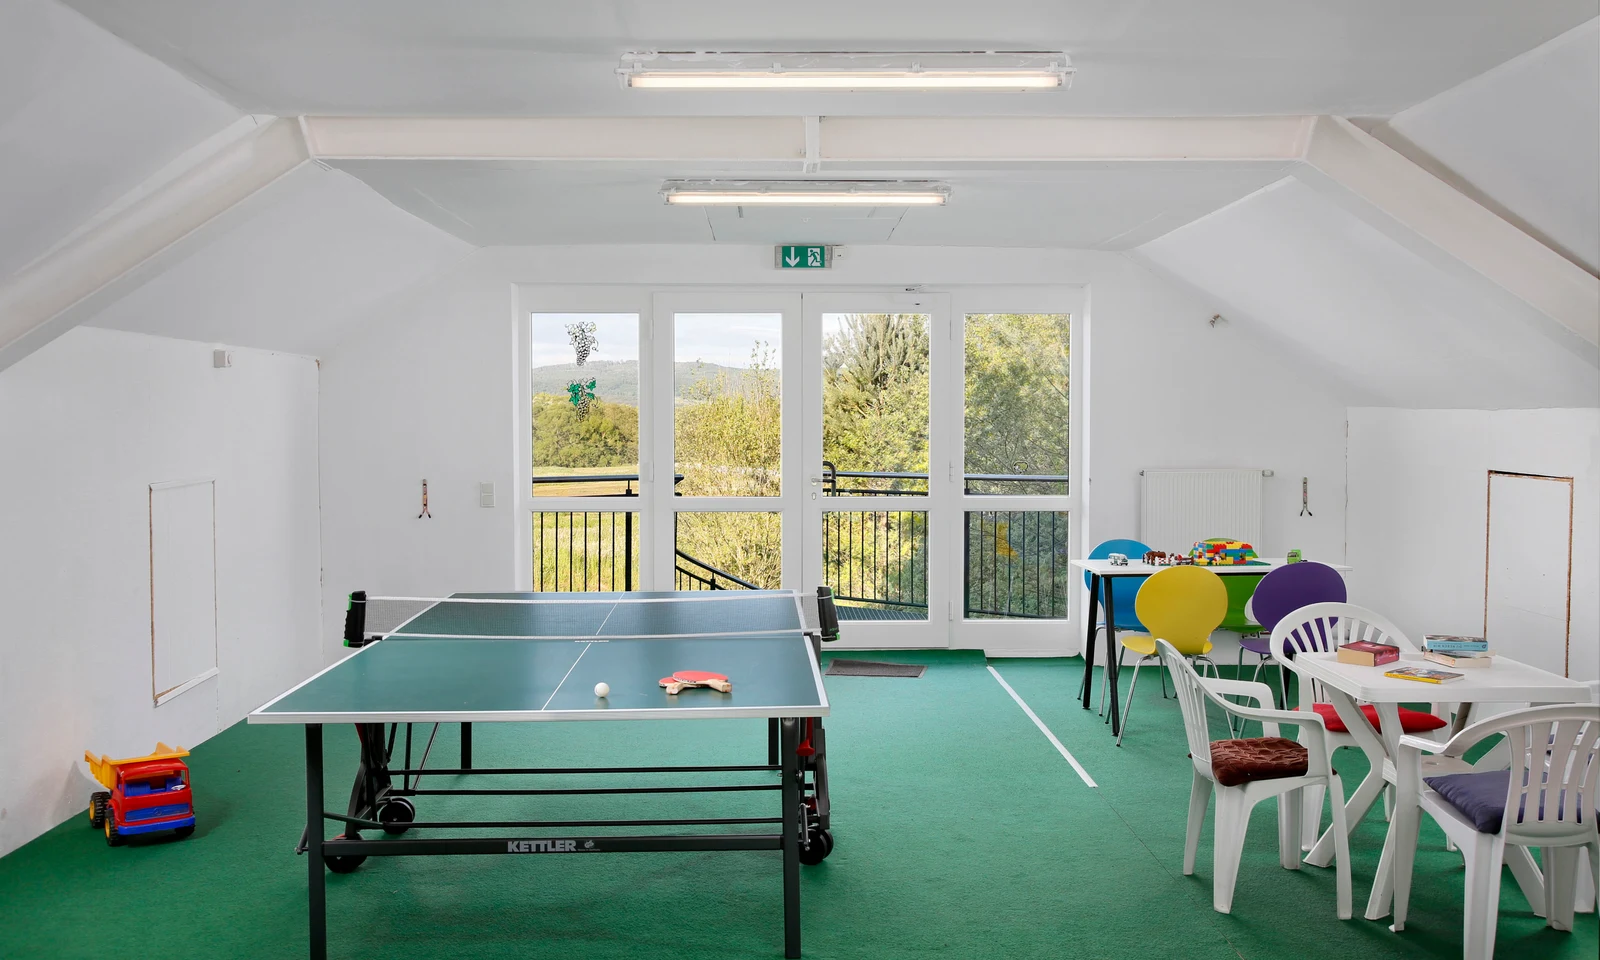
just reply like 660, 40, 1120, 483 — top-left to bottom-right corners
1085, 538, 1151, 716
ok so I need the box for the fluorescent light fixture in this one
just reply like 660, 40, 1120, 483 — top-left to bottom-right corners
620, 51, 1072, 92
662, 181, 951, 207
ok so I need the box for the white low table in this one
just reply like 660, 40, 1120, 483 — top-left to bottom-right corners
1292, 651, 1589, 920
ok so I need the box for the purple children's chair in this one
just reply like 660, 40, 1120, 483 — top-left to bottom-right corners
1242, 561, 1347, 707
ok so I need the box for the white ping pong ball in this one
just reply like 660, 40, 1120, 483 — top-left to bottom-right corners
594, 682, 610, 698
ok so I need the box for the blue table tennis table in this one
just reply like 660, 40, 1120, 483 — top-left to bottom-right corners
250, 589, 836, 959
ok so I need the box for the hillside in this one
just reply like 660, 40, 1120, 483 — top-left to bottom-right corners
531, 360, 761, 405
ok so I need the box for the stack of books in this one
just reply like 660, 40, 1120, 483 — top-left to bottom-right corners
1422, 634, 1494, 668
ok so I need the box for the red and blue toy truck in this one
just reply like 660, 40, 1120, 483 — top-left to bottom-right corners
85, 743, 196, 845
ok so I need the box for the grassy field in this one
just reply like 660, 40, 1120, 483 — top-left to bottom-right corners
532, 465, 642, 498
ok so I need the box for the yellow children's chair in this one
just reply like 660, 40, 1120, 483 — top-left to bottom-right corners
1118, 565, 1228, 746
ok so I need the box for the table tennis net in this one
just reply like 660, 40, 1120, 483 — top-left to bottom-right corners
344, 591, 811, 645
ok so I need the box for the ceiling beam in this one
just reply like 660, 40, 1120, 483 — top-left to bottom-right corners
302, 117, 807, 161
299, 115, 1313, 163
1300, 115, 1599, 349
0, 117, 309, 372
820, 117, 1314, 162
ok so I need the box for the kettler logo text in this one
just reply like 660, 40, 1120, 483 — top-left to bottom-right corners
507, 839, 581, 853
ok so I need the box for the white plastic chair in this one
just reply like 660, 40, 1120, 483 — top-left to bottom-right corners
1157, 639, 1353, 918
1578, 680, 1600, 914
1391, 704, 1600, 960
1270, 602, 1448, 850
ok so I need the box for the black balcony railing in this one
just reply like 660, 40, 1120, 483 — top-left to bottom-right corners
531, 469, 1069, 619
674, 549, 762, 591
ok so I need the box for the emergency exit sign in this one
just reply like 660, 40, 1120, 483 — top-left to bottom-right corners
776, 245, 831, 269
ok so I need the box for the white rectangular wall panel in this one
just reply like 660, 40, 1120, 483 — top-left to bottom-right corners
1140, 468, 1264, 552
1485, 471, 1574, 676
150, 479, 218, 703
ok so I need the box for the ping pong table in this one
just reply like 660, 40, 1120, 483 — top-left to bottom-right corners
249, 589, 835, 960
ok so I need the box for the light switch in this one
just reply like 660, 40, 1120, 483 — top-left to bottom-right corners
478, 482, 495, 508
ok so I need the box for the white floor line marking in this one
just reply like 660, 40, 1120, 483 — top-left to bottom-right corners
542, 642, 595, 710
987, 665, 1097, 788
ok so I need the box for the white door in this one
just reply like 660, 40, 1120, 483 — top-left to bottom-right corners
801, 291, 947, 648
650, 292, 805, 593
945, 289, 1081, 655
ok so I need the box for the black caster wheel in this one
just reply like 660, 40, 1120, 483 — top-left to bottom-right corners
378, 797, 416, 835
324, 833, 367, 873
799, 828, 833, 865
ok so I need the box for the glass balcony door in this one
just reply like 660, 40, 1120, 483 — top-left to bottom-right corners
801, 292, 946, 647
524, 286, 1080, 655
946, 289, 1081, 654
649, 292, 804, 593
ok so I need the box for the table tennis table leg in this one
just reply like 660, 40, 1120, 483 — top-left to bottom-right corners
305, 724, 327, 960
781, 717, 802, 959
768, 718, 779, 766
460, 722, 473, 769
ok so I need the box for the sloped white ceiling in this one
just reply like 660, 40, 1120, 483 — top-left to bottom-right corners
327, 159, 1295, 248
1137, 177, 1600, 409
0, 0, 241, 281
61, 0, 1597, 117
1377, 18, 1600, 274
83, 163, 471, 356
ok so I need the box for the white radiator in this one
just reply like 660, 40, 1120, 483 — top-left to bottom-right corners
1140, 469, 1264, 553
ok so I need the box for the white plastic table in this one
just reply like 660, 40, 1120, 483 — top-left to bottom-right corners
1292, 652, 1589, 920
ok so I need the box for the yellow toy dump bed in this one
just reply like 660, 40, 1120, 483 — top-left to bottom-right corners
84, 743, 190, 790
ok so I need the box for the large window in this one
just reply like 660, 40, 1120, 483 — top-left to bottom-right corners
963, 313, 1069, 496
524, 293, 1079, 647
673, 313, 783, 497
531, 313, 639, 497
821, 313, 930, 495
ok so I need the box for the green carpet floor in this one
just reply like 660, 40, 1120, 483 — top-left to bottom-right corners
1, 653, 1594, 959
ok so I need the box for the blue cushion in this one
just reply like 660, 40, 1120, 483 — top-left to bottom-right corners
1425, 770, 1587, 833
1425, 770, 1511, 832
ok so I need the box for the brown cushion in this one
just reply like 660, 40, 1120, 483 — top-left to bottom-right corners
1210, 737, 1310, 787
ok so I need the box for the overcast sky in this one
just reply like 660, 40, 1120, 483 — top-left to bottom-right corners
531, 312, 783, 370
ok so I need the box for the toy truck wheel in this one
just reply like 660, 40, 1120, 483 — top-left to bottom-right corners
89, 792, 111, 829
105, 818, 125, 847
173, 825, 195, 839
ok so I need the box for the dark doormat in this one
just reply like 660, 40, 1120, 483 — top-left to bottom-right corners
824, 659, 926, 678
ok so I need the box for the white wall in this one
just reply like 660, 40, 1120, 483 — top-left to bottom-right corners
1378, 18, 1600, 275
0, 327, 322, 855
1347, 408, 1600, 682
1137, 177, 1600, 409
317, 244, 1352, 661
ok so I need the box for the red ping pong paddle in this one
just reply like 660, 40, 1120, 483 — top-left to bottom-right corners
659, 670, 732, 694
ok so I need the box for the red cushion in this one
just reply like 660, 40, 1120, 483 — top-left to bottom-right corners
1306, 702, 1448, 734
